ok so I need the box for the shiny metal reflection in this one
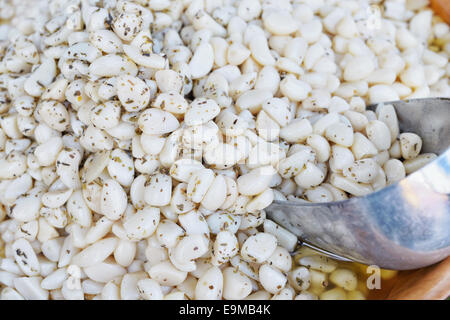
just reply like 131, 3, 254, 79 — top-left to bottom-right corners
266, 98, 450, 270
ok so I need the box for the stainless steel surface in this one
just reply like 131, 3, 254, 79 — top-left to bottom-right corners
267, 98, 450, 270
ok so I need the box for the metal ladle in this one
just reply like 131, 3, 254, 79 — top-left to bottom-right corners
266, 98, 450, 270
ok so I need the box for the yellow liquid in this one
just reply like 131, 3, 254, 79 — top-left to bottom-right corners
293, 247, 399, 300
